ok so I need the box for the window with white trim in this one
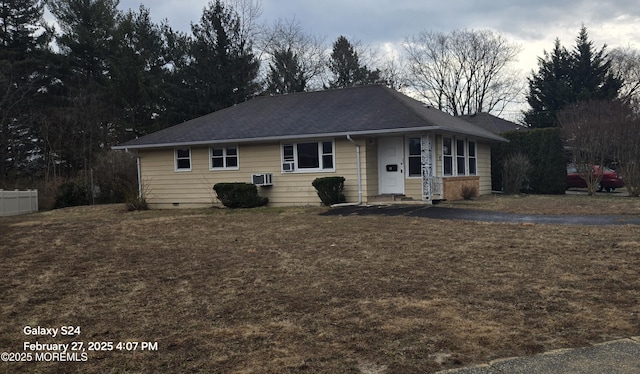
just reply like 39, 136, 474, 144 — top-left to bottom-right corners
468, 141, 477, 175
443, 137, 453, 176
281, 141, 335, 172
210, 145, 239, 170
407, 137, 422, 177
175, 148, 191, 171
456, 139, 466, 175
442, 137, 477, 176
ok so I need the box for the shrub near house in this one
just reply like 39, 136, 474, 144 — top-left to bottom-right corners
493, 128, 566, 194
213, 183, 269, 208
312, 177, 346, 206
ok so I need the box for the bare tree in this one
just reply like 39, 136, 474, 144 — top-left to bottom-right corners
376, 46, 409, 90
609, 46, 640, 110
259, 17, 326, 91
404, 29, 522, 116
558, 100, 617, 195
609, 101, 640, 196
226, 0, 264, 50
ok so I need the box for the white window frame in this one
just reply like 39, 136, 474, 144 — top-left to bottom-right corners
209, 145, 239, 170
442, 137, 454, 176
442, 137, 477, 177
175, 147, 192, 172
281, 140, 336, 173
406, 137, 422, 178
456, 138, 466, 176
468, 141, 477, 176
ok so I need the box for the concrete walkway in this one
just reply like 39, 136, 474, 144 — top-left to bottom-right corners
437, 337, 640, 374
321, 205, 640, 225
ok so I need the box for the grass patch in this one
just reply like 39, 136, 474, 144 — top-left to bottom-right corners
440, 193, 640, 215
1, 197, 640, 372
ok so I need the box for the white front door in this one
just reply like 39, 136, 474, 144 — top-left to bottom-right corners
378, 137, 405, 195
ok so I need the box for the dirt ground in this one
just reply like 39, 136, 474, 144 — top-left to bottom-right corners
1, 195, 639, 373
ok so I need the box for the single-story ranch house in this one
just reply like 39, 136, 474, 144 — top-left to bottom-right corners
113, 85, 507, 208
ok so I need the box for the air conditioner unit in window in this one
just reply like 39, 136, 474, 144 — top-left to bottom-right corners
282, 162, 295, 172
251, 173, 273, 186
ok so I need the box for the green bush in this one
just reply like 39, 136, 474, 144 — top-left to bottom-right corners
312, 176, 346, 206
213, 183, 269, 208
492, 128, 566, 194
54, 180, 90, 209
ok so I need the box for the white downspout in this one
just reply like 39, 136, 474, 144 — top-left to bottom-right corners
134, 151, 142, 199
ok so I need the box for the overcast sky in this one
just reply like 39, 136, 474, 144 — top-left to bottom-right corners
117, 0, 639, 67
114, 0, 640, 118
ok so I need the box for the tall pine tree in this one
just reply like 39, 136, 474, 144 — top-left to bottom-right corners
524, 26, 622, 128
110, 5, 169, 139
184, 0, 260, 117
48, 0, 121, 176
327, 36, 381, 89
264, 47, 307, 94
0, 0, 53, 184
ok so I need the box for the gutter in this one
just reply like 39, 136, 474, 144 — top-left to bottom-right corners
111, 126, 442, 151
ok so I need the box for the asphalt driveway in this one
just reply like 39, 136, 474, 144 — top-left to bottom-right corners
321, 204, 640, 226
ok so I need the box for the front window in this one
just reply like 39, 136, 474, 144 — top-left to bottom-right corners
442, 137, 477, 176
175, 148, 191, 171
456, 139, 466, 175
443, 137, 453, 176
282, 141, 335, 172
408, 137, 421, 177
210, 146, 239, 170
297, 142, 320, 169
468, 141, 477, 175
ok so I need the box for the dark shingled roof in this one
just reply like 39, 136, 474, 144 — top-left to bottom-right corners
115, 85, 506, 149
459, 112, 528, 135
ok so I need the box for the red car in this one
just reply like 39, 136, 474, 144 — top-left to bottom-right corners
567, 165, 624, 192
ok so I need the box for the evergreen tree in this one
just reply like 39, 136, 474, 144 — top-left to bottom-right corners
524, 26, 622, 128
264, 47, 307, 94
185, 0, 260, 117
327, 36, 381, 88
261, 17, 326, 92
48, 0, 122, 176
571, 27, 621, 102
0, 0, 53, 184
110, 5, 169, 139
524, 40, 573, 128
49, 0, 119, 82
157, 24, 193, 125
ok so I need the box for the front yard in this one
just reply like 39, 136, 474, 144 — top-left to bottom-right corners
1, 194, 639, 373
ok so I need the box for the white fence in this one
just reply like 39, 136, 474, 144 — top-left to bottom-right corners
0, 189, 39, 217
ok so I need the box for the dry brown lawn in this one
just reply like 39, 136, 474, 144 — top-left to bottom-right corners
1, 194, 640, 373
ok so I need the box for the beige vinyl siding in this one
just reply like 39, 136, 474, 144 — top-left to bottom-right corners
404, 178, 423, 200
477, 142, 492, 195
139, 138, 365, 208
137, 134, 496, 208
363, 140, 378, 201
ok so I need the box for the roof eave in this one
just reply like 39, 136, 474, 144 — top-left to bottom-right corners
112, 126, 446, 150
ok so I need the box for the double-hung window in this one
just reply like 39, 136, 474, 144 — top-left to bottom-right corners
282, 141, 335, 172
442, 137, 477, 176
175, 148, 191, 171
468, 141, 477, 175
407, 137, 422, 177
456, 139, 466, 175
210, 146, 239, 170
442, 137, 453, 176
